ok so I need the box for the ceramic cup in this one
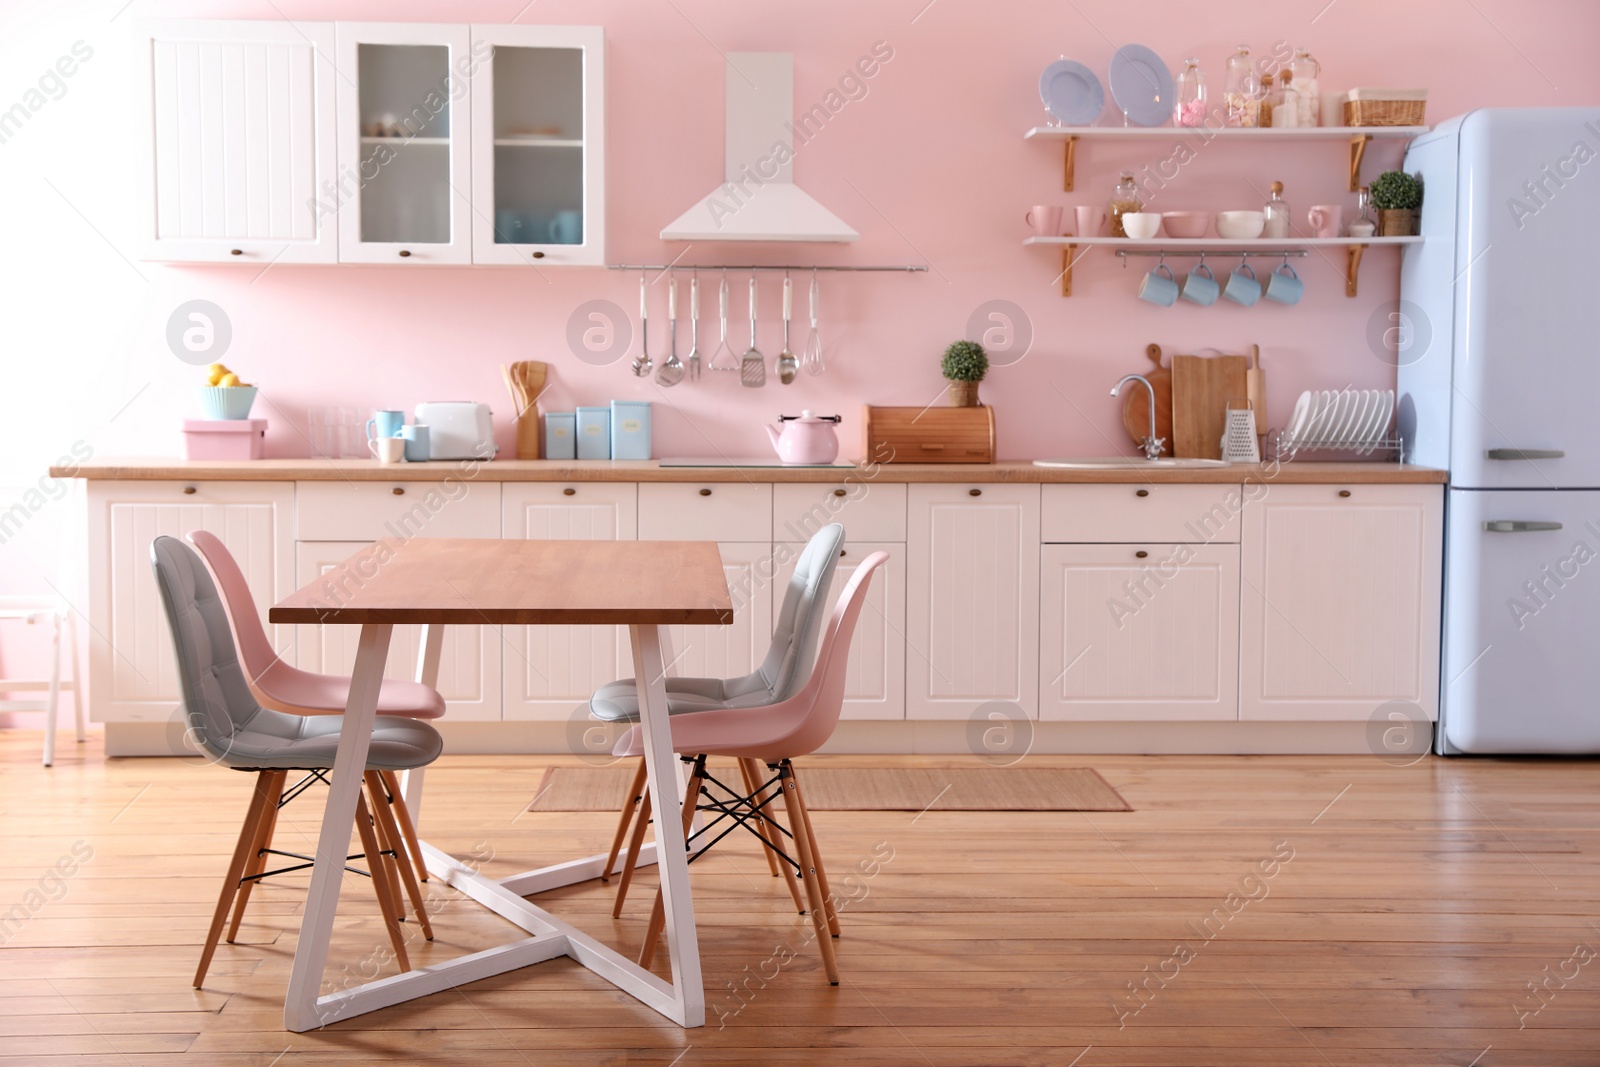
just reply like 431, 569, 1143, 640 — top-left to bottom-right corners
1138, 264, 1179, 306
1221, 263, 1260, 306
1026, 205, 1064, 236
1075, 206, 1106, 238
366, 409, 404, 441
370, 436, 406, 464
1122, 212, 1162, 239
1264, 262, 1304, 305
1308, 204, 1343, 239
1180, 262, 1220, 306
400, 423, 430, 462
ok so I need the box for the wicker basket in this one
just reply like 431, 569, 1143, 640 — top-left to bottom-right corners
1344, 97, 1426, 127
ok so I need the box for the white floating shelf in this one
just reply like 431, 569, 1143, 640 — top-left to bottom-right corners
1023, 236, 1423, 248
360, 136, 448, 145
494, 137, 583, 147
1023, 125, 1429, 141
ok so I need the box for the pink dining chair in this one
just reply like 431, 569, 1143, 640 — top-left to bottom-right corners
186, 530, 443, 879
611, 551, 889, 986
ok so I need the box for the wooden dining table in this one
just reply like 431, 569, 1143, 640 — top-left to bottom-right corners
267, 536, 731, 1033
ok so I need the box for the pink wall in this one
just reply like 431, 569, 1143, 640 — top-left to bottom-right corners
1, 0, 1598, 707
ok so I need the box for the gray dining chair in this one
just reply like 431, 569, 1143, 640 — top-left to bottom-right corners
149, 535, 444, 988
589, 522, 846, 913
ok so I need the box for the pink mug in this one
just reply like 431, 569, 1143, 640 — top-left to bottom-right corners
1308, 204, 1343, 239
1075, 205, 1106, 238
1026, 205, 1064, 236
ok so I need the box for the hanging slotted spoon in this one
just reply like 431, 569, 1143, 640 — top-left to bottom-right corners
687, 271, 702, 381
630, 272, 652, 378
709, 270, 738, 371
801, 269, 824, 376
776, 273, 798, 385
740, 275, 765, 387
656, 273, 685, 386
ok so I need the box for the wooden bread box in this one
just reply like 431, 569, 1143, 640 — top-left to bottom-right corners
863, 404, 995, 464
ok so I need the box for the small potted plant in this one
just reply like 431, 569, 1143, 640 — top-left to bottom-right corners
941, 340, 988, 407
1370, 170, 1422, 236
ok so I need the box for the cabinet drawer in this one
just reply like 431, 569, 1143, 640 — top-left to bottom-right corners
774, 483, 905, 542
295, 481, 501, 541
1042, 484, 1243, 543
638, 484, 771, 542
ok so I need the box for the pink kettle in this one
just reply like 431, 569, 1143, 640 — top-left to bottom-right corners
766, 411, 842, 465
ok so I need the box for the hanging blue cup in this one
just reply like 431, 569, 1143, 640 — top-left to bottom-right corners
1138, 263, 1179, 306
1222, 263, 1260, 306
1264, 262, 1304, 305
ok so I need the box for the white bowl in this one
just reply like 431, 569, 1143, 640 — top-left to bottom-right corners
1122, 212, 1162, 239
1216, 210, 1266, 240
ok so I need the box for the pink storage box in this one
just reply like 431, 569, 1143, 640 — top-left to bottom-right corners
183, 418, 267, 460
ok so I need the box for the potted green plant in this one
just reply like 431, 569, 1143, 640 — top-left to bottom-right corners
1370, 170, 1422, 236
941, 340, 988, 407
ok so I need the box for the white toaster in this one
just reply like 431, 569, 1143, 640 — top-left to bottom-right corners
414, 402, 496, 461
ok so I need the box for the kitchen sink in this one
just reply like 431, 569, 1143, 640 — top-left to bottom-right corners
1032, 457, 1233, 469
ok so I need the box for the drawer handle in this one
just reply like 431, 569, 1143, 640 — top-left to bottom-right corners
1338, 489, 1352, 498
1135, 550, 1148, 558
562, 487, 576, 496
532, 251, 546, 259
229, 248, 242, 256
182, 486, 197, 495
833, 488, 847, 498
968, 488, 982, 497
840, 549, 847, 557
1487, 448, 1564, 460
1136, 489, 1149, 498
398, 250, 411, 258
1485, 520, 1563, 533
392, 487, 405, 496
699, 488, 712, 497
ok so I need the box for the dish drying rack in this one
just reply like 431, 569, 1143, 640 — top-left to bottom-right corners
1266, 428, 1406, 463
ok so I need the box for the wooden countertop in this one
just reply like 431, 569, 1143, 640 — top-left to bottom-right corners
52, 457, 1447, 485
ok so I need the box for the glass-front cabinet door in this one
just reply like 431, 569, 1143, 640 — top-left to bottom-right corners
334, 23, 473, 263
469, 25, 605, 266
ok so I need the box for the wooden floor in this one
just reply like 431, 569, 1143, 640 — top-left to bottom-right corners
2, 732, 1597, 1065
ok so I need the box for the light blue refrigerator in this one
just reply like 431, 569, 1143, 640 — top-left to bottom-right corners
1399, 107, 1600, 754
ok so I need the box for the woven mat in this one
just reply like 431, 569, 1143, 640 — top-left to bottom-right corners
528, 765, 1130, 812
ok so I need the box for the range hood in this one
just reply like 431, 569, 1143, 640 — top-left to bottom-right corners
660, 53, 859, 243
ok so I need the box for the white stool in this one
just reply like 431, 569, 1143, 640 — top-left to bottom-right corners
0, 597, 85, 766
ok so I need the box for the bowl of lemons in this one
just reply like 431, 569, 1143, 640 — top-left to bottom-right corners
198, 363, 257, 419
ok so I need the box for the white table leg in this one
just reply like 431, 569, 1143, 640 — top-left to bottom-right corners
401, 623, 446, 828
42, 613, 61, 767
629, 623, 704, 1027
284, 622, 393, 1033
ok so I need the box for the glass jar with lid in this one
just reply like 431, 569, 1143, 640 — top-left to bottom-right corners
1173, 58, 1207, 127
1262, 180, 1290, 238
1289, 48, 1321, 126
1270, 69, 1301, 128
1258, 72, 1275, 128
1108, 171, 1144, 238
1222, 46, 1261, 127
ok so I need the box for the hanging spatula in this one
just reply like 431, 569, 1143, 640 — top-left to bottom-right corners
741, 274, 765, 388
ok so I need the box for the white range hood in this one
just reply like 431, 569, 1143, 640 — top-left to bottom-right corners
660, 52, 859, 243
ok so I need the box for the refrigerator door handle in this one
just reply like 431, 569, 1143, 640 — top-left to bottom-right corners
1486, 448, 1566, 460
1484, 520, 1564, 533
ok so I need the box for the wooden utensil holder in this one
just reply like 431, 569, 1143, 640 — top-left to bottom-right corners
514, 409, 541, 460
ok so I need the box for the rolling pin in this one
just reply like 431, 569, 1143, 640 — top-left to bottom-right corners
1246, 344, 1265, 435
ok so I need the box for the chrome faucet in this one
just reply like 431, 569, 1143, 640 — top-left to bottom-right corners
1112, 374, 1166, 460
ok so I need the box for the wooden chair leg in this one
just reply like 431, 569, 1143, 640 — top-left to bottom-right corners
602, 758, 648, 883
743, 758, 806, 915
782, 763, 839, 985
638, 763, 704, 970
367, 772, 433, 940
227, 769, 286, 942
379, 769, 427, 883
365, 788, 407, 926
787, 765, 840, 938
353, 789, 410, 973
195, 771, 277, 988
611, 787, 652, 918
737, 758, 783, 879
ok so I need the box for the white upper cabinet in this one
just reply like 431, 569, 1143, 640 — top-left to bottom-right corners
334, 22, 474, 264
136, 20, 338, 263
469, 25, 605, 265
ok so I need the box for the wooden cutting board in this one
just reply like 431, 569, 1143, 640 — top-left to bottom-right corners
1171, 352, 1249, 459
1122, 344, 1173, 454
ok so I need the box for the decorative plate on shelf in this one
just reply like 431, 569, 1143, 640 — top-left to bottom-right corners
1038, 59, 1104, 126
1109, 44, 1174, 127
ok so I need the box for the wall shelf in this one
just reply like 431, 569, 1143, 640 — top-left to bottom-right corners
1023, 235, 1423, 298
1024, 125, 1429, 192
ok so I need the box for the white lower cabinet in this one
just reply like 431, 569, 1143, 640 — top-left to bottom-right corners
777, 542, 906, 720
501, 483, 637, 721
666, 543, 776, 685
87, 481, 295, 723
293, 541, 500, 720
906, 484, 1040, 720
1039, 543, 1240, 721
1239, 484, 1443, 721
